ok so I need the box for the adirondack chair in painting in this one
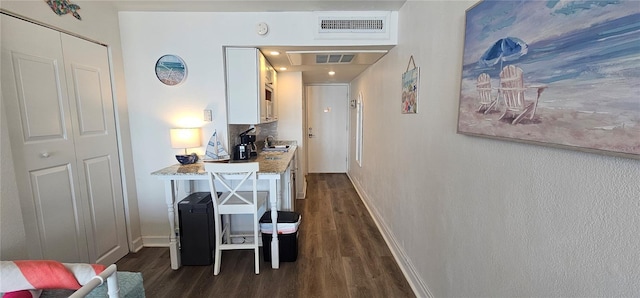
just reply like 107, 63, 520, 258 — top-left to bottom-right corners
476, 73, 497, 114
498, 65, 546, 124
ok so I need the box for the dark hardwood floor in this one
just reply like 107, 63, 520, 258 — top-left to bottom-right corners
116, 173, 415, 297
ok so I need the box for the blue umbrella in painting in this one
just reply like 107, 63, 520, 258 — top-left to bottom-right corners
479, 37, 528, 68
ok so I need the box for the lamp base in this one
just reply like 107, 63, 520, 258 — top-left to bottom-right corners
175, 153, 199, 165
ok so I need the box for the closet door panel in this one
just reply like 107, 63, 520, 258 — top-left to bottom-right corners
61, 34, 129, 264
1, 14, 84, 261
30, 164, 88, 262
11, 53, 67, 141
71, 65, 108, 134
83, 156, 120, 259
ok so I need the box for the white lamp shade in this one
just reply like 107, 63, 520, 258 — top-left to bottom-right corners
170, 128, 201, 149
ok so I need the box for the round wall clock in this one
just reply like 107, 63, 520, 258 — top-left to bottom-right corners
155, 54, 187, 86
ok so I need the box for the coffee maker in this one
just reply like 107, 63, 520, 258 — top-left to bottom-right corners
234, 128, 256, 160
241, 134, 257, 157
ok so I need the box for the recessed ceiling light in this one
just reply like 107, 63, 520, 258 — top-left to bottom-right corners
328, 71, 336, 76
279, 67, 287, 71
270, 51, 280, 56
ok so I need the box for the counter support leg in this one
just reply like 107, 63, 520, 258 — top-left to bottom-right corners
269, 179, 279, 269
164, 180, 181, 270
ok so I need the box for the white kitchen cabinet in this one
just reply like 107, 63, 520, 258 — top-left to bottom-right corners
282, 162, 294, 211
225, 47, 277, 124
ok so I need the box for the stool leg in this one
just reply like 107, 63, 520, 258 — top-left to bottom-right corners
254, 211, 260, 274
223, 214, 231, 244
214, 215, 222, 275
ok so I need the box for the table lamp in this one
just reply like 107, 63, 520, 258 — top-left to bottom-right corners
170, 128, 201, 164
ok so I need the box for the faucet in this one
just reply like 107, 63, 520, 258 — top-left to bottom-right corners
265, 135, 274, 148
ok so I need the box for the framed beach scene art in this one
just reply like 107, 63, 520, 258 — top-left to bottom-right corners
402, 56, 420, 114
456, 0, 640, 159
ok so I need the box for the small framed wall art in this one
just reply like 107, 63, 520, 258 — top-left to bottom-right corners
401, 55, 419, 114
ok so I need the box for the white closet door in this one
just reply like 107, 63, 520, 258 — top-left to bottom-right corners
2, 14, 89, 262
61, 34, 129, 265
1, 15, 128, 264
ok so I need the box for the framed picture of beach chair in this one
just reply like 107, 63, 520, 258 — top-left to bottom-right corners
456, 0, 639, 159
402, 55, 419, 114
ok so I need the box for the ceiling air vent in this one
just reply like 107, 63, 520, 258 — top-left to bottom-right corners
320, 19, 384, 32
318, 16, 386, 33
314, 12, 391, 40
316, 54, 355, 64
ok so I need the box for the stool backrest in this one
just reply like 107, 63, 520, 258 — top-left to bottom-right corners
204, 162, 260, 214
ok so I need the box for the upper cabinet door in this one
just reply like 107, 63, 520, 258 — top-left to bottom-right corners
226, 47, 277, 124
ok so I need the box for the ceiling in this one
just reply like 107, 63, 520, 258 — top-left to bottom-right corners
112, 0, 405, 84
258, 45, 394, 84
112, 1, 406, 13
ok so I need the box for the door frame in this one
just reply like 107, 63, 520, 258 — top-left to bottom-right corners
304, 83, 350, 174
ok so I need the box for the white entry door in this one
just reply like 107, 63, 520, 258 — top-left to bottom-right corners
1, 15, 129, 264
306, 85, 349, 173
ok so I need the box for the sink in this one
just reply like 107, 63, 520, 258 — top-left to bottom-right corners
262, 145, 289, 152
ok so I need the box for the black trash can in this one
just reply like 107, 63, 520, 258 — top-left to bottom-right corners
259, 211, 301, 262
178, 192, 215, 266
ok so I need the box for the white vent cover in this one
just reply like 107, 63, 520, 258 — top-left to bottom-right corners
319, 18, 385, 33
315, 54, 355, 64
314, 12, 392, 40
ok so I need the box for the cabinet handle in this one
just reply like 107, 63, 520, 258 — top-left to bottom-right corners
40, 152, 51, 158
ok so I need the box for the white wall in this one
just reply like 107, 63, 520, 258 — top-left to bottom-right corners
348, 1, 640, 297
0, 1, 143, 258
118, 11, 396, 245
276, 72, 306, 198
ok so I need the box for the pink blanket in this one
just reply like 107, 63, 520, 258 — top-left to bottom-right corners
0, 260, 106, 294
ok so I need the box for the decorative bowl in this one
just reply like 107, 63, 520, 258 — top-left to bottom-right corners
175, 153, 198, 165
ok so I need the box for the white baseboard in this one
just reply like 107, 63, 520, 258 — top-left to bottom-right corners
130, 236, 144, 253
296, 179, 307, 199
346, 173, 433, 298
141, 236, 169, 248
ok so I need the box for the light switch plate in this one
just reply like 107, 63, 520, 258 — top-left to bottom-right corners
204, 109, 212, 122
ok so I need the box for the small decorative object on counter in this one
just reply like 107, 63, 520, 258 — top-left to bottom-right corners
170, 128, 201, 164
205, 129, 229, 160
175, 153, 198, 165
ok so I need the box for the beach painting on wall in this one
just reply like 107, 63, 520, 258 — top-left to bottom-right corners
402, 67, 420, 114
457, 0, 640, 159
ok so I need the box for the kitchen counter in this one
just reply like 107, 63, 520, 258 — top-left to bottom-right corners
150, 142, 297, 270
255, 144, 296, 173
151, 144, 296, 176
